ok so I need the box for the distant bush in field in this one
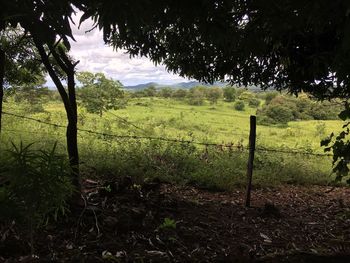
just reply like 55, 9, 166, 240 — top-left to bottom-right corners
257, 94, 342, 125
159, 87, 173, 98
172, 89, 188, 99
234, 100, 245, 111
260, 104, 294, 124
248, 97, 260, 108
235, 88, 248, 98
6, 85, 49, 113
130, 90, 146, 98
264, 91, 279, 104
223, 86, 236, 102
187, 87, 206, 105
134, 101, 151, 107
206, 87, 223, 104
143, 86, 157, 97
238, 91, 254, 101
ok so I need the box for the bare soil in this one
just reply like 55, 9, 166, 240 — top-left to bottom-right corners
1, 180, 350, 262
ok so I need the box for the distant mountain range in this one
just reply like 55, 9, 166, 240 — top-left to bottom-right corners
124, 81, 262, 92
124, 81, 228, 91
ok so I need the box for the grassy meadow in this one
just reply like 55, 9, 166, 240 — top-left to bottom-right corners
0, 96, 345, 190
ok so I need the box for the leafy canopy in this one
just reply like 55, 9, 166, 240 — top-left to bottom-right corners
77, 71, 125, 116
83, 0, 350, 99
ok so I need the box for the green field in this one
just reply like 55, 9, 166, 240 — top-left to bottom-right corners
0, 97, 344, 190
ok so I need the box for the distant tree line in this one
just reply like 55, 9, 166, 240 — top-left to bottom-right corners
257, 93, 342, 125
128, 85, 260, 106
5, 78, 341, 126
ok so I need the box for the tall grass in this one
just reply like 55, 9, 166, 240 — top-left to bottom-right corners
0, 97, 342, 191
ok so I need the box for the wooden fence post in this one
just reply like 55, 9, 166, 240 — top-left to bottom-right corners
245, 115, 256, 207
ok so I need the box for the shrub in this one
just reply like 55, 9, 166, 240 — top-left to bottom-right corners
261, 104, 294, 124
223, 86, 236, 102
238, 91, 254, 101
159, 87, 173, 98
248, 97, 260, 108
144, 86, 157, 97
172, 89, 188, 99
234, 100, 245, 111
264, 91, 279, 104
258, 94, 342, 125
187, 88, 205, 105
206, 87, 223, 104
309, 103, 339, 120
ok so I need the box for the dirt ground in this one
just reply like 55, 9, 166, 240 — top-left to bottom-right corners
1, 179, 350, 262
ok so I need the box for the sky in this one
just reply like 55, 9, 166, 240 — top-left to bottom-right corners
59, 12, 188, 87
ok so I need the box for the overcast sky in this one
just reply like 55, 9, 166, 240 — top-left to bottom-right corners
60, 12, 188, 86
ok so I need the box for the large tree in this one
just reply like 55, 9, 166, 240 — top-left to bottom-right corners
77, 71, 125, 116
0, 27, 47, 130
0, 0, 83, 194
83, 0, 350, 99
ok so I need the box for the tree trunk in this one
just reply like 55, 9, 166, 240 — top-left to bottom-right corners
66, 120, 79, 188
0, 48, 4, 134
33, 38, 81, 194
0, 22, 5, 134
65, 58, 80, 191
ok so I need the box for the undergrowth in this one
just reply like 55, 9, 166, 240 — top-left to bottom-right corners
77, 137, 334, 190
0, 142, 73, 253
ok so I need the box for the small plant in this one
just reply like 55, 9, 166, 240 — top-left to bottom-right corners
315, 122, 326, 138
0, 142, 73, 253
234, 100, 245, 111
159, 217, 177, 230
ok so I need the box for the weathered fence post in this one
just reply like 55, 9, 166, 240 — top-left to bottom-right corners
245, 115, 256, 207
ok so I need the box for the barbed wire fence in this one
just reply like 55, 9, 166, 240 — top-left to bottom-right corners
2, 111, 245, 149
1, 110, 333, 156
2, 110, 335, 206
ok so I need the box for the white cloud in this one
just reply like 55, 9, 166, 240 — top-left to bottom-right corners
67, 12, 188, 86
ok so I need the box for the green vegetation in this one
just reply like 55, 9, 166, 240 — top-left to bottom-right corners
234, 100, 245, 111
77, 71, 126, 116
0, 87, 344, 192
0, 142, 73, 252
159, 218, 177, 230
257, 94, 342, 125
223, 86, 236, 102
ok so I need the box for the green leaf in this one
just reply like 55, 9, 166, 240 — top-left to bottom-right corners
338, 109, 350, 121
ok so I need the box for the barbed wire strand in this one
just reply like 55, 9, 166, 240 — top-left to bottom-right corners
152, 104, 247, 119
3, 111, 334, 156
105, 110, 148, 133
2, 111, 243, 148
255, 147, 332, 157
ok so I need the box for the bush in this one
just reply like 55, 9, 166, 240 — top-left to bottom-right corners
159, 87, 173, 98
223, 86, 236, 102
258, 94, 342, 124
144, 86, 157, 97
248, 97, 260, 108
238, 91, 254, 101
264, 91, 279, 104
187, 87, 205, 105
206, 87, 223, 104
259, 104, 294, 124
234, 100, 245, 111
309, 102, 339, 120
172, 89, 188, 99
